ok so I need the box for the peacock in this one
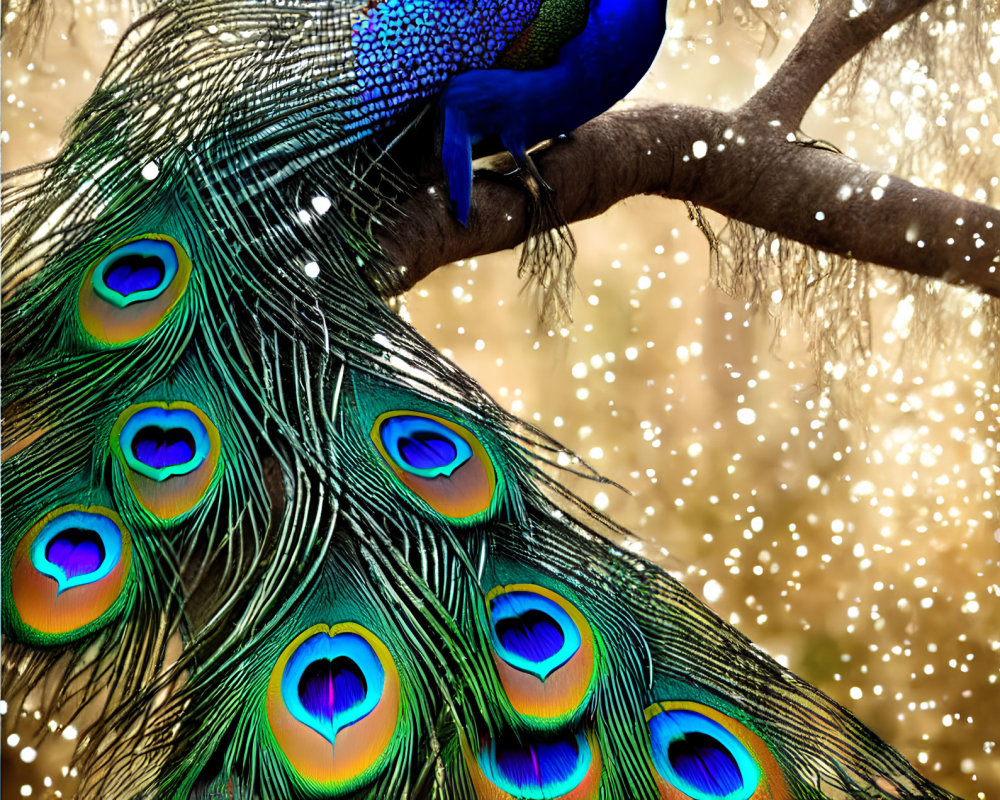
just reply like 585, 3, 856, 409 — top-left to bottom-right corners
0, 0, 963, 798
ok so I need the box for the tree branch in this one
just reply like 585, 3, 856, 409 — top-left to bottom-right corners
380, 105, 999, 295
376, 0, 1000, 297
748, 0, 935, 125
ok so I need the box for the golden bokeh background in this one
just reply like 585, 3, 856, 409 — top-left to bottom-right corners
2, 1, 998, 798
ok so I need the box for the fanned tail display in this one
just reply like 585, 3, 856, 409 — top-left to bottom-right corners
1, 0, 961, 798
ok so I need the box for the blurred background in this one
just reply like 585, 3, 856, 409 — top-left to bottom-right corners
3, 1, 998, 798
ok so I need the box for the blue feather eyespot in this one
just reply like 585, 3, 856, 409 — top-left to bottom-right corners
464, 729, 602, 800
8, 505, 134, 644
645, 701, 787, 800
94, 239, 177, 304
111, 402, 221, 520
118, 406, 210, 479
266, 623, 400, 793
485, 585, 595, 724
370, 410, 498, 521
78, 234, 192, 344
30, 512, 121, 593
281, 632, 384, 744
379, 414, 472, 477
490, 591, 579, 680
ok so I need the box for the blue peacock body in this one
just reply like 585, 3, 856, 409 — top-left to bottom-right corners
0, 1, 961, 799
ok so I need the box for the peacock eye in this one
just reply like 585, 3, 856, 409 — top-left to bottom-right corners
370, 410, 497, 521
8, 505, 133, 643
281, 631, 383, 742
266, 623, 400, 793
645, 702, 765, 800
95, 240, 175, 304
118, 407, 209, 480
489, 590, 579, 680
378, 414, 472, 477
468, 730, 601, 800
485, 584, 595, 724
38, 523, 108, 588
111, 402, 221, 520
79, 234, 192, 344
297, 654, 368, 723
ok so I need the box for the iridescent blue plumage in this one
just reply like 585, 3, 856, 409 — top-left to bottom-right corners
480, 732, 593, 798
378, 414, 473, 477
96, 238, 179, 302
349, 0, 668, 224
350, 0, 548, 136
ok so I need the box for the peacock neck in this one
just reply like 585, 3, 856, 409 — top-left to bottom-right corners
518, 0, 669, 148
566, 0, 669, 82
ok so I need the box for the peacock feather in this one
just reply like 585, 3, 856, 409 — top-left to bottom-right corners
1, 1, 964, 798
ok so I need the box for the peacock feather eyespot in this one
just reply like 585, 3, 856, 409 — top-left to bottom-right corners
78, 234, 192, 344
118, 406, 210, 480
485, 585, 595, 723
464, 729, 602, 800
111, 401, 220, 520
370, 410, 497, 521
92, 238, 178, 306
378, 413, 473, 478
489, 590, 579, 680
7, 505, 133, 644
266, 623, 400, 794
644, 701, 787, 800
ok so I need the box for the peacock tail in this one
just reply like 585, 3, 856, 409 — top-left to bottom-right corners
0, 1, 962, 798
